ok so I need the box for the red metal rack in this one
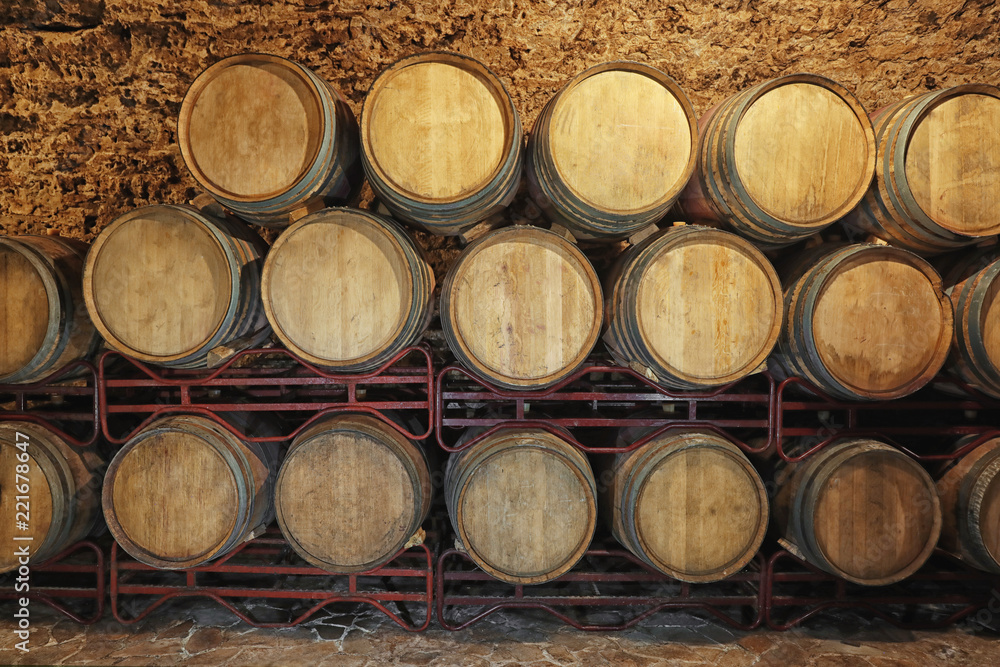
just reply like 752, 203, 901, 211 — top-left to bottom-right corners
436, 362, 774, 454
437, 543, 764, 631
0, 540, 105, 625
99, 344, 435, 444
765, 548, 1000, 631
0, 359, 100, 447
111, 531, 433, 631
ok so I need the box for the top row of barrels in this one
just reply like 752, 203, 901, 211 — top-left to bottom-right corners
176, 52, 1000, 253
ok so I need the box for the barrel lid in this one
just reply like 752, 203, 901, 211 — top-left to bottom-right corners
0, 437, 55, 572
547, 64, 696, 214
111, 430, 239, 563
363, 53, 514, 204
275, 424, 417, 571
904, 90, 1000, 237
732, 80, 872, 225
977, 265, 1000, 374
458, 442, 595, 581
263, 209, 412, 366
179, 54, 325, 202
446, 227, 602, 388
85, 206, 234, 361
0, 242, 52, 377
976, 461, 1000, 567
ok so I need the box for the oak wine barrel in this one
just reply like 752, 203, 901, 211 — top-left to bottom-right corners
769, 243, 952, 401
937, 436, 1000, 574
679, 73, 876, 248
274, 414, 431, 573
361, 52, 523, 236
604, 225, 782, 389
774, 438, 941, 586
0, 422, 104, 572
262, 207, 434, 372
103, 414, 278, 569
844, 84, 1000, 255
947, 256, 1000, 399
440, 225, 603, 390
526, 61, 698, 240
603, 428, 768, 582
0, 236, 101, 384
178, 53, 362, 228
445, 427, 597, 584
83, 204, 271, 369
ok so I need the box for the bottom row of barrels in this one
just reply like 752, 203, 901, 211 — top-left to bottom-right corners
1, 419, 998, 589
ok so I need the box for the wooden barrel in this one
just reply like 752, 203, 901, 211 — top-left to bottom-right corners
445, 427, 597, 584
83, 204, 271, 369
937, 437, 1000, 574
261, 207, 434, 372
679, 73, 876, 248
526, 62, 698, 240
947, 256, 1000, 398
604, 225, 782, 389
845, 84, 1000, 255
603, 429, 768, 582
177, 53, 361, 228
274, 414, 431, 573
440, 225, 603, 390
774, 438, 941, 585
103, 414, 278, 569
0, 422, 104, 573
0, 236, 101, 384
769, 243, 953, 401
360, 52, 523, 236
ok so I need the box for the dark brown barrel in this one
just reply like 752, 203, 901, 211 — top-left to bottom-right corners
603, 429, 768, 582
526, 61, 698, 240
445, 427, 597, 584
177, 54, 361, 228
774, 438, 941, 586
0, 422, 103, 572
0, 236, 100, 384
947, 256, 1000, 399
937, 437, 1000, 574
102, 414, 278, 569
844, 84, 1000, 255
604, 225, 782, 389
679, 73, 876, 248
360, 52, 523, 236
769, 243, 953, 401
274, 414, 431, 573
440, 225, 603, 390
261, 207, 434, 372
83, 204, 271, 369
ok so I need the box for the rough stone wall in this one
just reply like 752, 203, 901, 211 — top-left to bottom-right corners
2, 0, 999, 255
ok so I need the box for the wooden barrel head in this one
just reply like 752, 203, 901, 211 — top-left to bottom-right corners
179, 55, 324, 202
979, 273, 1000, 374
110, 431, 239, 564
364, 54, 512, 203
445, 227, 602, 388
809, 249, 950, 397
86, 208, 233, 360
263, 211, 412, 365
0, 244, 50, 377
976, 464, 1000, 567
811, 448, 938, 584
456, 443, 595, 582
548, 67, 694, 213
905, 93, 1000, 237
734, 82, 871, 225
635, 231, 781, 383
0, 437, 54, 572
275, 424, 420, 572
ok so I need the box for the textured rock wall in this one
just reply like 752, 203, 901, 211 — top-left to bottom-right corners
2, 0, 999, 250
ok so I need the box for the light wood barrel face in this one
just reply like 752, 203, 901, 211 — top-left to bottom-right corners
981, 277, 1000, 371
365, 58, 509, 202
444, 227, 602, 389
0, 434, 54, 572
977, 463, 1000, 568
733, 82, 870, 225
0, 245, 50, 377
905, 93, 1000, 236
180, 55, 324, 202
263, 211, 412, 366
549, 68, 693, 213
110, 431, 239, 564
86, 208, 233, 359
